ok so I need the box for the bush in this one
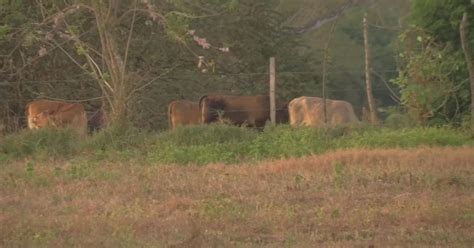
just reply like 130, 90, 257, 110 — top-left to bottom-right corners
383, 107, 415, 129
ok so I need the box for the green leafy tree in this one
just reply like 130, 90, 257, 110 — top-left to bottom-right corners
393, 0, 473, 125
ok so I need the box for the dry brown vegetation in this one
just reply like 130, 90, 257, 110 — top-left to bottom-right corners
1, 147, 473, 247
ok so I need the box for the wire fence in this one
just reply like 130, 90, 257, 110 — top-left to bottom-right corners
0, 66, 401, 111
0, 69, 400, 86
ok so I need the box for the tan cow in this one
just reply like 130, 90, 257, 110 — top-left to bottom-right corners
26, 100, 87, 135
288, 96, 359, 127
25, 100, 64, 129
168, 100, 201, 129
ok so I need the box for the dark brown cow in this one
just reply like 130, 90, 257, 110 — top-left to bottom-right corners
26, 99, 87, 135
199, 95, 288, 127
168, 100, 201, 129
276, 101, 289, 124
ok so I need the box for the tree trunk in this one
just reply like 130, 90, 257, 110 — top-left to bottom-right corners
363, 13, 378, 125
460, 12, 474, 134
321, 19, 338, 124
93, 1, 129, 124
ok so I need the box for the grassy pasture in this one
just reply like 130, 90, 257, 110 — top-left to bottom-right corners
0, 147, 473, 247
0, 125, 473, 246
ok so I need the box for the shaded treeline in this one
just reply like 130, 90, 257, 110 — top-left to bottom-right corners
1, 0, 471, 132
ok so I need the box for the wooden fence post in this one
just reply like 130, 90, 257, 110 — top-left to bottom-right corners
269, 57, 276, 124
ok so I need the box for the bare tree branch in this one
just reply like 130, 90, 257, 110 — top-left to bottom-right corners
122, 0, 138, 85
127, 65, 180, 100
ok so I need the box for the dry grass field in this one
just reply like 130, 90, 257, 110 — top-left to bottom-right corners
1, 146, 473, 247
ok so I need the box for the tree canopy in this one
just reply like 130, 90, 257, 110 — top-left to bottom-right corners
392, 0, 473, 125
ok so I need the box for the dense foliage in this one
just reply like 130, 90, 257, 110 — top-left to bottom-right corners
392, 0, 473, 126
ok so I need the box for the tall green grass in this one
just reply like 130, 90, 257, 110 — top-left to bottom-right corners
147, 125, 472, 165
1, 124, 472, 165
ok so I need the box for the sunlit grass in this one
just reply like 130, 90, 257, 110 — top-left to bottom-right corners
1, 147, 472, 246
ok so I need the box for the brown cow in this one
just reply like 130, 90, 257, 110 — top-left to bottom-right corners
168, 100, 201, 129
26, 100, 87, 135
199, 95, 288, 127
288, 96, 359, 127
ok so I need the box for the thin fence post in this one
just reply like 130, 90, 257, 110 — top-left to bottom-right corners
269, 57, 276, 124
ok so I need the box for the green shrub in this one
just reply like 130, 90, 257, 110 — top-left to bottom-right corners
382, 107, 415, 129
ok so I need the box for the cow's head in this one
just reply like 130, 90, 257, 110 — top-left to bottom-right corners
276, 102, 290, 124
32, 110, 56, 129
199, 96, 226, 124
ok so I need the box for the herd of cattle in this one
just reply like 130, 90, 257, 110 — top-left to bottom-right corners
25, 95, 359, 135
170, 95, 359, 129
